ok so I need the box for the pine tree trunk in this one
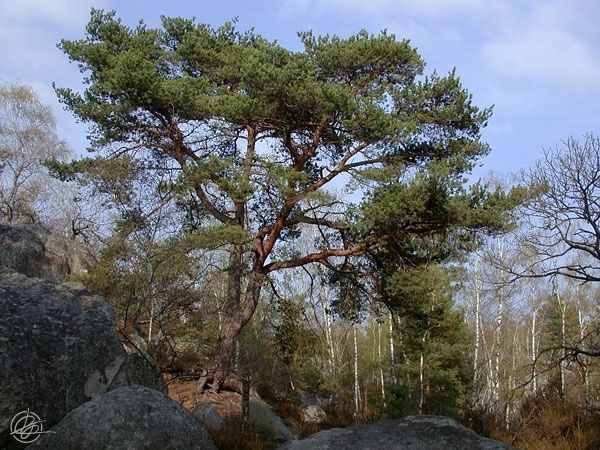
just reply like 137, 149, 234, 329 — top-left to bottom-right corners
199, 244, 263, 392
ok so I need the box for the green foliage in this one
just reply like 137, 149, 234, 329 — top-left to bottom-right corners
56, 9, 526, 399
383, 264, 472, 417
359, 169, 530, 270
82, 219, 219, 369
56, 9, 497, 216
55, 9, 525, 292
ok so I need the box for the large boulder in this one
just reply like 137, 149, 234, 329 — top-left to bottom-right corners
190, 390, 295, 443
298, 391, 327, 424
120, 350, 166, 393
29, 386, 217, 450
193, 402, 224, 431
301, 405, 327, 424
249, 399, 295, 443
0, 223, 93, 282
0, 271, 161, 448
278, 415, 516, 450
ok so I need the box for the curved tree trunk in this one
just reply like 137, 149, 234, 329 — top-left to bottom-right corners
199, 243, 264, 392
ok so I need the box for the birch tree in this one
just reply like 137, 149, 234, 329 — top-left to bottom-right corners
0, 83, 69, 223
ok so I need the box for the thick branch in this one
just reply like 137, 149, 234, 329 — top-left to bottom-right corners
264, 244, 364, 273
193, 185, 235, 225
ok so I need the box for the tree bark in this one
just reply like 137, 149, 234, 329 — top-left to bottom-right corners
388, 312, 397, 384
378, 321, 386, 407
472, 270, 481, 406
322, 281, 336, 377
199, 244, 264, 392
419, 345, 425, 415
492, 238, 505, 406
577, 296, 590, 405
353, 324, 360, 418
551, 281, 567, 400
531, 307, 538, 394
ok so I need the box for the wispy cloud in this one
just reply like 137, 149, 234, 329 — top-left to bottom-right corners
0, 0, 109, 151
484, 28, 600, 86
482, 2, 600, 88
275, 0, 509, 23
0, 1, 108, 81
0, 1, 102, 30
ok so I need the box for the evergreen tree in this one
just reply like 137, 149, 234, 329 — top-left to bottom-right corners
384, 264, 472, 417
55, 9, 524, 390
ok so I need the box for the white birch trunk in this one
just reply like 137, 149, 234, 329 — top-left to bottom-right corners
353, 324, 360, 418
554, 283, 566, 399
388, 312, 396, 384
378, 321, 386, 406
492, 238, 505, 405
419, 330, 429, 416
472, 270, 482, 405
531, 307, 538, 394
577, 301, 590, 404
148, 301, 154, 345
323, 291, 336, 375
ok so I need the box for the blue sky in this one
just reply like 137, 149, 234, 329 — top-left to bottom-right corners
1, 0, 599, 179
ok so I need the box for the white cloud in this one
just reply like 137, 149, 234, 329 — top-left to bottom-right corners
0, 1, 103, 30
478, 1, 600, 88
0, 0, 110, 80
275, 0, 509, 22
483, 27, 600, 86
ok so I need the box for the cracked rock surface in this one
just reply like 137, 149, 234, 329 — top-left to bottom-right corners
278, 415, 518, 450
0, 272, 159, 448
29, 386, 217, 450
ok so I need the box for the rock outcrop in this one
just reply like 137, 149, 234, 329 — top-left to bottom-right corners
193, 402, 225, 431
0, 271, 162, 448
249, 399, 296, 443
278, 415, 516, 450
187, 389, 295, 444
301, 404, 327, 424
120, 350, 166, 393
298, 391, 327, 424
29, 386, 217, 450
0, 223, 93, 283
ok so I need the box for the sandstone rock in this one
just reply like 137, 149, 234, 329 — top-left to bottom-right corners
249, 399, 295, 443
278, 415, 516, 450
0, 223, 93, 282
117, 350, 166, 393
29, 386, 216, 450
301, 404, 327, 424
0, 272, 160, 448
193, 402, 224, 431
299, 390, 325, 407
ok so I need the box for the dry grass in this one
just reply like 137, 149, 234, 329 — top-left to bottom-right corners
483, 393, 600, 450
166, 376, 299, 449
206, 419, 275, 450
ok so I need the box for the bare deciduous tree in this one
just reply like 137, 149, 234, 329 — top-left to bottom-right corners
0, 83, 69, 223
518, 134, 600, 283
